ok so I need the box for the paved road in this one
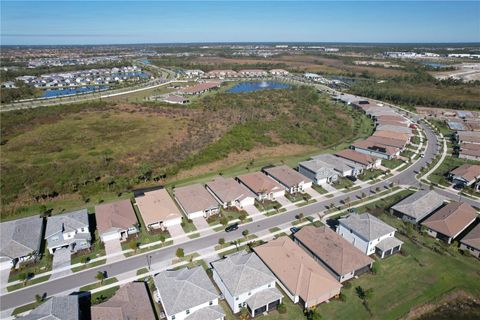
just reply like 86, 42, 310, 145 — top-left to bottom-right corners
1, 116, 478, 311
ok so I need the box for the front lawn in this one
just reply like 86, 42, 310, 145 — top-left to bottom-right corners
312, 184, 328, 194
429, 156, 480, 188
8, 244, 52, 283
358, 169, 384, 181
207, 208, 249, 226
332, 177, 354, 190
285, 192, 312, 203
254, 199, 282, 212
381, 158, 404, 169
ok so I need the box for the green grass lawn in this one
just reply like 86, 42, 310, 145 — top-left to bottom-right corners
382, 158, 405, 169
207, 208, 248, 226
255, 199, 282, 212
285, 192, 311, 203
71, 259, 106, 273
358, 169, 384, 181
91, 286, 120, 305
257, 289, 305, 320
312, 184, 328, 194
181, 219, 198, 234
8, 245, 52, 282
428, 156, 480, 187
333, 177, 354, 190
79, 277, 118, 292
7, 274, 51, 292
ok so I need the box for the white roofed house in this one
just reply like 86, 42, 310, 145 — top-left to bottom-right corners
262, 165, 313, 194
154, 266, 225, 320
174, 184, 220, 219
298, 158, 339, 185
269, 69, 289, 76
210, 251, 283, 317
337, 213, 403, 259
390, 190, 448, 224
0, 216, 44, 269
44, 209, 91, 254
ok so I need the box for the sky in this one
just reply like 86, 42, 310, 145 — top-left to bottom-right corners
1, 1, 479, 45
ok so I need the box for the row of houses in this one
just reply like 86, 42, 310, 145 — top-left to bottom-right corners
182, 69, 289, 79
390, 189, 479, 253
455, 131, 480, 161
449, 164, 480, 191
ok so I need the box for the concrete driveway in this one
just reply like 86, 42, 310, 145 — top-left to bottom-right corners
51, 247, 72, 279
276, 195, 292, 208
168, 223, 187, 244
244, 205, 263, 221
104, 239, 124, 264
304, 188, 322, 199
321, 183, 337, 193
192, 217, 214, 236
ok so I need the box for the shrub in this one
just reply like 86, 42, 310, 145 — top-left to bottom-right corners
176, 248, 184, 258
277, 302, 287, 314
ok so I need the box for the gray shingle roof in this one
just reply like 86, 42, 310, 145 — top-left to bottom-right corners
154, 266, 219, 317
299, 159, 338, 179
184, 305, 225, 320
339, 213, 396, 241
45, 209, 89, 239
245, 287, 283, 311
18, 296, 79, 320
390, 190, 447, 221
376, 237, 404, 252
0, 216, 43, 260
311, 154, 361, 173
211, 251, 277, 296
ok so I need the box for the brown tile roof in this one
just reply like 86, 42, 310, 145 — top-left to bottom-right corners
95, 199, 138, 235
376, 119, 409, 127
353, 140, 400, 156
180, 82, 221, 94
461, 143, 480, 152
451, 164, 480, 181
335, 149, 377, 167
461, 223, 480, 250
205, 176, 255, 204
458, 131, 480, 144
376, 115, 408, 123
365, 136, 406, 149
237, 172, 284, 194
422, 202, 477, 237
294, 226, 373, 276
174, 184, 219, 214
263, 165, 312, 188
373, 130, 410, 143
460, 148, 480, 158
91, 282, 156, 320
135, 189, 182, 226
253, 237, 341, 306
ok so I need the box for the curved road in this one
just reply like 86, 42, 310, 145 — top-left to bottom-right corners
2, 118, 478, 311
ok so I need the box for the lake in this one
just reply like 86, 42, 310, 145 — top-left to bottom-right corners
42, 86, 109, 98
420, 62, 449, 69
227, 81, 290, 93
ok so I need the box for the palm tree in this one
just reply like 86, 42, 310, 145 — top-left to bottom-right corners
95, 271, 106, 285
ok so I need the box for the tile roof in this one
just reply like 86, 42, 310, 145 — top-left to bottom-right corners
335, 149, 377, 167
206, 176, 256, 204
237, 172, 284, 194
135, 189, 182, 226
450, 164, 480, 182
373, 130, 410, 142
375, 236, 404, 252
366, 136, 406, 149
338, 213, 396, 241
294, 226, 373, 276
310, 154, 362, 173
245, 287, 283, 311
263, 165, 312, 188
460, 223, 480, 250
376, 125, 412, 135
390, 190, 447, 221
253, 237, 341, 305
174, 184, 219, 214
422, 202, 478, 237
154, 266, 220, 317
353, 140, 400, 156
180, 82, 221, 94
95, 199, 138, 235
0, 215, 43, 260
91, 282, 156, 320
211, 251, 278, 296
458, 131, 480, 144
18, 296, 79, 320
45, 209, 89, 239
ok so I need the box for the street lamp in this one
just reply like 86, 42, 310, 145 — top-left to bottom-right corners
147, 255, 152, 271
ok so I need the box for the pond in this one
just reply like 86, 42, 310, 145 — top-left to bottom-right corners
42, 86, 109, 98
227, 81, 290, 93
420, 62, 449, 69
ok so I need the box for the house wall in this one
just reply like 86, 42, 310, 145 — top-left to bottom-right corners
298, 165, 338, 185
238, 197, 255, 208
164, 217, 183, 227
460, 243, 480, 258
352, 147, 391, 160
459, 153, 480, 161
337, 224, 395, 256
100, 230, 122, 242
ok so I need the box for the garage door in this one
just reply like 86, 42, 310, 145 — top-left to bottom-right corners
101, 232, 120, 242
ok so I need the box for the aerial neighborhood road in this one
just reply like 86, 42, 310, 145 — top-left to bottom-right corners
1, 113, 477, 311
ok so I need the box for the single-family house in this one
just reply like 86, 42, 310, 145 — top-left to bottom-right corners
335, 149, 382, 169
310, 154, 363, 178
460, 223, 480, 258
372, 130, 410, 144
0, 216, 44, 269
236, 172, 286, 201
459, 143, 480, 161
95, 199, 139, 242
448, 164, 480, 187
351, 140, 400, 160
238, 69, 268, 77
457, 131, 480, 145
337, 213, 403, 258
376, 125, 412, 135
211, 251, 283, 317
421, 202, 478, 244
163, 94, 190, 104
205, 176, 256, 209
91, 282, 156, 320
269, 69, 289, 76
263, 165, 312, 193
135, 189, 183, 231
154, 266, 224, 320
253, 237, 342, 308
44, 209, 91, 254
205, 70, 238, 78
293, 226, 374, 283
390, 190, 448, 224
180, 82, 221, 95
174, 184, 220, 219
298, 159, 339, 185
375, 115, 409, 125
366, 135, 407, 150
17, 295, 80, 320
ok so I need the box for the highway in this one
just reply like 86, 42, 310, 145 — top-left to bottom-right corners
1, 118, 478, 311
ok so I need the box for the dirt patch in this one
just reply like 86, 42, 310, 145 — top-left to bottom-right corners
401, 290, 478, 320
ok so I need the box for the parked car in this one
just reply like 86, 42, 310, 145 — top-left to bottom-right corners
346, 175, 357, 182
225, 223, 239, 232
290, 227, 300, 234
453, 184, 464, 190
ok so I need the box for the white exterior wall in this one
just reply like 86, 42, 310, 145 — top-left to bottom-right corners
271, 189, 286, 200
238, 197, 255, 208
212, 269, 236, 312
187, 210, 205, 219
337, 224, 395, 256
164, 217, 183, 227
100, 230, 121, 242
